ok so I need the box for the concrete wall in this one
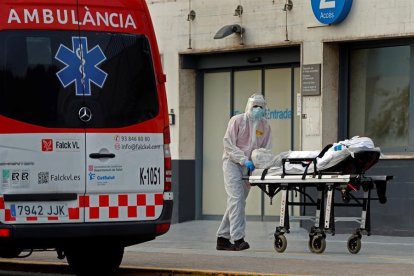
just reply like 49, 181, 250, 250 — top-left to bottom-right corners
147, 1, 414, 227
147, 0, 414, 156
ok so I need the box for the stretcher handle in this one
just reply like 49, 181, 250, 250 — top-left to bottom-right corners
89, 153, 116, 159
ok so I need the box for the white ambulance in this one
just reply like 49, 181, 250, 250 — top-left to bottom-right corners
0, 0, 173, 274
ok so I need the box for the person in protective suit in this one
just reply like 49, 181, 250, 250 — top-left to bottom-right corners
216, 94, 272, 251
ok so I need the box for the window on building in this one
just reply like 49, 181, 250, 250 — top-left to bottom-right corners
346, 43, 412, 153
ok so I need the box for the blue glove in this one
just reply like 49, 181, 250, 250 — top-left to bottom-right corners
244, 160, 255, 171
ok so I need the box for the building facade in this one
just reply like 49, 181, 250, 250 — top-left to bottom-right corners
147, 0, 414, 236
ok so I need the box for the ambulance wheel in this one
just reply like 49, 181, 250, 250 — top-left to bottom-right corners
65, 243, 124, 275
347, 235, 362, 254
0, 247, 22, 258
273, 235, 287, 253
311, 236, 326, 254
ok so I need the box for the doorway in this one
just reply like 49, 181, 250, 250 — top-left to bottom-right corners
200, 66, 300, 219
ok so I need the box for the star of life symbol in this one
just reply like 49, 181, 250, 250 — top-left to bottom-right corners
55, 37, 108, 96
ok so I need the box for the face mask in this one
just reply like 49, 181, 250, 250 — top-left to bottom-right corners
251, 107, 265, 120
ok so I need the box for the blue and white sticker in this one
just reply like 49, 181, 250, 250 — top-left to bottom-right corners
55, 37, 108, 96
10, 204, 16, 217
311, 0, 353, 25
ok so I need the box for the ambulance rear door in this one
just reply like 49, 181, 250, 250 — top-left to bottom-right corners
76, 2, 165, 223
0, 0, 86, 224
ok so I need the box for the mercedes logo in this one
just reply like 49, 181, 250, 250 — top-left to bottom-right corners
78, 107, 92, 122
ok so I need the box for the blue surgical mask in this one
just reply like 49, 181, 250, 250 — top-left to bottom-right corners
251, 107, 265, 120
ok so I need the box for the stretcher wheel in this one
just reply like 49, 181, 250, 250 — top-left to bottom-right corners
310, 236, 326, 254
273, 235, 287, 253
347, 235, 362, 254
308, 238, 314, 253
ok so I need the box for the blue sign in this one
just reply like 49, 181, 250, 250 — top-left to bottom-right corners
55, 37, 108, 96
311, 0, 353, 25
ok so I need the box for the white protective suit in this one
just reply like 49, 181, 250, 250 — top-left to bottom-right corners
217, 94, 272, 241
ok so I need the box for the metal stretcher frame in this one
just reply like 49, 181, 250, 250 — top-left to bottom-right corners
246, 152, 392, 254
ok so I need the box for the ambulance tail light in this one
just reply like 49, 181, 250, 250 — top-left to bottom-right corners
0, 228, 11, 237
164, 144, 172, 192
164, 125, 171, 145
156, 223, 170, 235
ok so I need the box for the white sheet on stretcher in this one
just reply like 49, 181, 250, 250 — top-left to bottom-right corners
251, 145, 381, 177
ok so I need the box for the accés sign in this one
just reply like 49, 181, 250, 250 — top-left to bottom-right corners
311, 0, 353, 25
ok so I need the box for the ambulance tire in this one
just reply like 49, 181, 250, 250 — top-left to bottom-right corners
65, 243, 124, 275
0, 247, 22, 258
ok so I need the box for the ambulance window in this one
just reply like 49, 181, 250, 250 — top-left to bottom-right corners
0, 31, 68, 127
0, 31, 159, 128
80, 32, 159, 128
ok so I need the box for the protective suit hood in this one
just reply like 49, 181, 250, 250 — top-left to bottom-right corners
245, 94, 266, 121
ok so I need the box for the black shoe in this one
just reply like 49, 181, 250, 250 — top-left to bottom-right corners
216, 237, 235, 251
234, 238, 250, 251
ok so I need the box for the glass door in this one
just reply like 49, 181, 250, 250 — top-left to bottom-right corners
202, 72, 231, 215
263, 68, 299, 216
201, 66, 299, 218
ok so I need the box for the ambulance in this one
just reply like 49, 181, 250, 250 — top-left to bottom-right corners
0, 0, 172, 273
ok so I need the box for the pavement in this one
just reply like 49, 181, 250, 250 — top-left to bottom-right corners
123, 220, 414, 275
3, 219, 414, 275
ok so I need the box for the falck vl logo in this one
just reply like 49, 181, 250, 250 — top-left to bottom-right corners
55, 37, 108, 96
42, 139, 53, 152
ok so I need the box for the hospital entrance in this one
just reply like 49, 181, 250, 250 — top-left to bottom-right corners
200, 66, 300, 220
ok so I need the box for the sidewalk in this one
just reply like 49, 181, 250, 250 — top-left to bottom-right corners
124, 220, 414, 275
3, 220, 414, 275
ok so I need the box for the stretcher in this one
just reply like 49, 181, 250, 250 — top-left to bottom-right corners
246, 147, 392, 254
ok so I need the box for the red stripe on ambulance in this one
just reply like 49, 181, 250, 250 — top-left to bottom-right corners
0, 193, 164, 223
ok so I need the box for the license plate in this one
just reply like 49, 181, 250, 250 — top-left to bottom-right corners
10, 203, 68, 217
